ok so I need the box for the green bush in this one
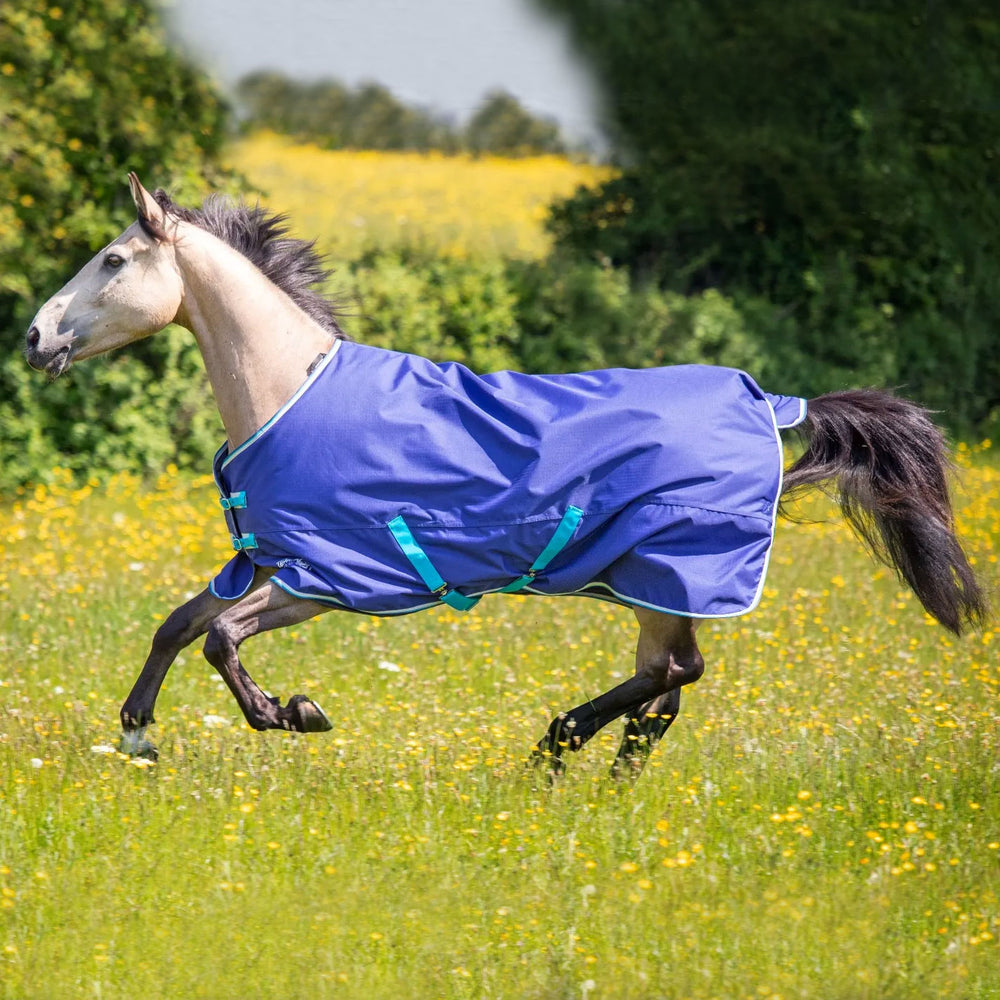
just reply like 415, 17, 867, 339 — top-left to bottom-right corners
535, 0, 1000, 433
0, 330, 221, 487
344, 248, 762, 380
345, 247, 522, 373
509, 255, 762, 375
0, 0, 238, 490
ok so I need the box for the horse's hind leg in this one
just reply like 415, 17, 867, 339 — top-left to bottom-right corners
201, 582, 334, 733
534, 610, 701, 775
610, 687, 681, 780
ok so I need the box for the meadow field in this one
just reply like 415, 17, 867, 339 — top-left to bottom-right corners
0, 449, 997, 999
2, 144, 998, 998
227, 132, 614, 261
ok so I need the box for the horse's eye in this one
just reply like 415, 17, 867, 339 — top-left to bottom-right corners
104, 253, 125, 270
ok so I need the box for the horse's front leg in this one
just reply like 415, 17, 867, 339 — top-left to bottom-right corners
201, 582, 333, 733
120, 588, 229, 738
120, 567, 275, 734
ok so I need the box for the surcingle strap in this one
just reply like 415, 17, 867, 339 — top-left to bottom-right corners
388, 507, 584, 611
387, 516, 481, 612
500, 506, 584, 593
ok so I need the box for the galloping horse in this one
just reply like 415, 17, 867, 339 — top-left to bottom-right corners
25, 175, 985, 774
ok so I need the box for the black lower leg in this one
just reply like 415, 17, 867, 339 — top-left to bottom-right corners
533, 674, 663, 770
611, 688, 681, 778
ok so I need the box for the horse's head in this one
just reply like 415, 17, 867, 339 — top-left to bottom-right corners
26, 174, 184, 377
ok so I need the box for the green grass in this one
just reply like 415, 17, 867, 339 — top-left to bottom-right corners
1, 463, 998, 999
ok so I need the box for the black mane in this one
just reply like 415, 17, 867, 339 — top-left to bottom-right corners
148, 190, 347, 340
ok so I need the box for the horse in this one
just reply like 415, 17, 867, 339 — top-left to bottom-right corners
25, 174, 986, 775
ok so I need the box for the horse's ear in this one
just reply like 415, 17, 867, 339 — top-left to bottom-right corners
127, 172, 166, 236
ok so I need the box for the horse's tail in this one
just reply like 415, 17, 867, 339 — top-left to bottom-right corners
780, 389, 986, 635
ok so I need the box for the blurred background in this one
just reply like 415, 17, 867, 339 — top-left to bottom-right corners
1, 0, 997, 489
168, 0, 605, 153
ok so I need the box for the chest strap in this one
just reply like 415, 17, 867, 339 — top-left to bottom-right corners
388, 506, 584, 612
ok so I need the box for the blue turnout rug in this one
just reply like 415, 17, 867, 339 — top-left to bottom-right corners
210, 341, 806, 618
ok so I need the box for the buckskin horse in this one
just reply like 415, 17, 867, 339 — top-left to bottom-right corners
25, 175, 985, 774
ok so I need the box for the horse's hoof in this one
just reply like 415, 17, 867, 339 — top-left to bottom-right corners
118, 727, 159, 760
528, 746, 565, 781
609, 756, 642, 782
287, 695, 333, 733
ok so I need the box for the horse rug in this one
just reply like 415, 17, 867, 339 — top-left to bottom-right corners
210, 340, 806, 618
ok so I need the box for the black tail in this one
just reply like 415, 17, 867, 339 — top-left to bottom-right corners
781, 389, 986, 635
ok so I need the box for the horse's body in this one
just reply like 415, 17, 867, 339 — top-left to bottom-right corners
25, 175, 985, 774
209, 341, 807, 617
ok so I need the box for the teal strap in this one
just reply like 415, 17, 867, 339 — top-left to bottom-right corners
231, 533, 257, 552
500, 506, 584, 593
220, 491, 247, 511
387, 516, 481, 612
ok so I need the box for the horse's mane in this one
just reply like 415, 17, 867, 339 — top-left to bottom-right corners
145, 190, 347, 340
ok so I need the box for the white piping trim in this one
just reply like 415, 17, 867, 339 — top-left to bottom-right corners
211, 441, 228, 496
747, 393, 787, 614
771, 395, 808, 430
208, 562, 255, 602
782, 396, 807, 429
221, 340, 343, 470
274, 576, 404, 614
274, 570, 772, 620
517, 577, 764, 619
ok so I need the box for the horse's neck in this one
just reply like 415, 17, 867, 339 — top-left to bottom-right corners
173, 227, 335, 448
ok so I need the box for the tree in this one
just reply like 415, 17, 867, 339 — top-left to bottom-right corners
235, 74, 567, 156
535, 0, 1000, 428
236, 72, 460, 151
0, 0, 235, 485
465, 90, 565, 156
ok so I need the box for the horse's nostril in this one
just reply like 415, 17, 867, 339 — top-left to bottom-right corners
26, 326, 40, 351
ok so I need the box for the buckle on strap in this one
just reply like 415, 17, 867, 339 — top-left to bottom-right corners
231, 532, 258, 552
500, 506, 584, 594
220, 491, 247, 511
387, 515, 481, 613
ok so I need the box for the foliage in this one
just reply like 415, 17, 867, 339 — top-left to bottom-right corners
236, 73, 463, 153
0, 330, 221, 487
236, 73, 567, 156
0, 0, 237, 483
344, 247, 761, 378
0, 452, 998, 996
509, 255, 762, 375
536, 0, 1000, 431
465, 89, 565, 156
345, 248, 523, 373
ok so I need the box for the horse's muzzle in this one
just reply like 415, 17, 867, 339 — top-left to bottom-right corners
25, 327, 71, 377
